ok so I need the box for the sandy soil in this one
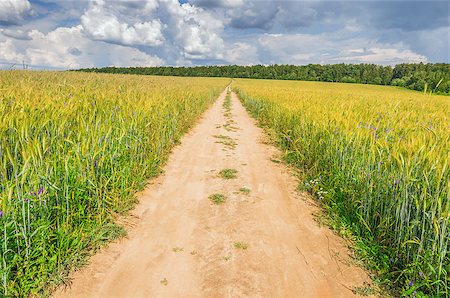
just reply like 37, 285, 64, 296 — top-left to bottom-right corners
54, 89, 373, 297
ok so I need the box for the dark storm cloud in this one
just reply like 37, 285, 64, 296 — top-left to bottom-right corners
0, 20, 19, 26
191, 0, 319, 29
68, 47, 82, 56
275, 2, 318, 29
366, 1, 449, 31
227, 1, 279, 29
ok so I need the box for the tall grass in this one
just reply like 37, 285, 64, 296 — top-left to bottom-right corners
234, 79, 449, 296
0, 71, 228, 296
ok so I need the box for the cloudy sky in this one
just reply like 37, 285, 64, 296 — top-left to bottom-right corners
0, 0, 448, 69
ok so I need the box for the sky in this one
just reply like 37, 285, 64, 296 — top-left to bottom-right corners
0, 0, 448, 69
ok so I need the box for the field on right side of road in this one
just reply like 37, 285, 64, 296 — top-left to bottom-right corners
234, 79, 449, 296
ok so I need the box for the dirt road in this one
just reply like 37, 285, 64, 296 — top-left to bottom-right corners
55, 89, 373, 297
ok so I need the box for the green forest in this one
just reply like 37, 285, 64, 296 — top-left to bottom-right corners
78, 63, 450, 94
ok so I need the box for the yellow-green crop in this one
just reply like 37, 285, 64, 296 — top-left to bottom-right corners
234, 79, 449, 296
0, 71, 228, 296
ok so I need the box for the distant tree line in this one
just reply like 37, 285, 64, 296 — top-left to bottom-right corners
77, 63, 450, 94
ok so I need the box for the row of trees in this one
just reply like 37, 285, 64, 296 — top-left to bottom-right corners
77, 63, 450, 94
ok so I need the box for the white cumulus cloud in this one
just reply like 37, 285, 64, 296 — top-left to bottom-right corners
81, 0, 165, 46
0, 25, 163, 69
78, 0, 225, 62
0, 28, 31, 40
0, 0, 31, 24
163, 0, 224, 60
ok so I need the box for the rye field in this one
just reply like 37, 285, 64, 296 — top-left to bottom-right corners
234, 79, 449, 296
0, 71, 228, 296
0, 71, 448, 297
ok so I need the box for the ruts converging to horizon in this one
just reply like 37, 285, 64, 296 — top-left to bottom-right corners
53, 88, 372, 297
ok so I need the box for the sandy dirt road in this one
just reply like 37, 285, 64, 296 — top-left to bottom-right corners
55, 89, 373, 297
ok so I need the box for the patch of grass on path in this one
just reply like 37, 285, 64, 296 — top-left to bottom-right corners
219, 168, 238, 179
234, 241, 248, 250
223, 92, 232, 111
239, 187, 251, 195
209, 193, 227, 205
213, 134, 237, 149
213, 134, 231, 140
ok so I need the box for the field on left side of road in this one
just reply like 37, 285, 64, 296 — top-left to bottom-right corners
0, 71, 229, 296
